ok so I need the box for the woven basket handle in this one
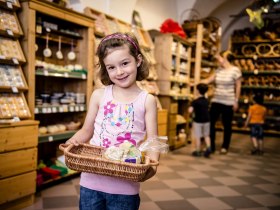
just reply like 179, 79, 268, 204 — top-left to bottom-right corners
59, 143, 70, 152
149, 159, 159, 166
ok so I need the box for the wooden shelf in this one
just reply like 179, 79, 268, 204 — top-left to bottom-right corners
232, 39, 280, 44
35, 68, 87, 79
242, 85, 279, 90
216, 125, 280, 136
37, 171, 80, 191
242, 70, 280, 75
235, 55, 280, 59
0, 86, 28, 92
38, 130, 77, 143
35, 104, 86, 114
19, 0, 95, 191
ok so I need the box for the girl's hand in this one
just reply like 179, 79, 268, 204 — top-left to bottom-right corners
140, 166, 157, 182
65, 138, 80, 146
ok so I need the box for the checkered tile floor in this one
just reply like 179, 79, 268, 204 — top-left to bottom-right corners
23, 132, 280, 210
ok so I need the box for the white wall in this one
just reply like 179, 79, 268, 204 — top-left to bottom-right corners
68, 0, 137, 22
134, 0, 178, 29
209, 0, 252, 50
69, 0, 196, 30
68, 0, 253, 49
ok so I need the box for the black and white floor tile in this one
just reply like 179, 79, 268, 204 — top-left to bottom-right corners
22, 132, 280, 210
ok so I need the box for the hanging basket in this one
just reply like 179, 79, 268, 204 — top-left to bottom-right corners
241, 44, 257, 56
180, 9, 201, 32
202, 17, 221, 33
256, 43, 273, 56
59, 143, 159, 182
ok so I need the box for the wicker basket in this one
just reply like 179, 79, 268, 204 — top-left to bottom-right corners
59, 143, 159, 182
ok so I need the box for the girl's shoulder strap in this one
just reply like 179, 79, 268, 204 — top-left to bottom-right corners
99, 85, 113, 105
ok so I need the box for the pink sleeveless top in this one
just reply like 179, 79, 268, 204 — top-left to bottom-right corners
80, 85, 148, 195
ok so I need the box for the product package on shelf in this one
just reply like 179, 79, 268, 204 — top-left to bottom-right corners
0, 65, 28, 89
0, 38, 26, 62
0, 0, 20, 10
0, 93, 31, 120
0, 8, 23, 36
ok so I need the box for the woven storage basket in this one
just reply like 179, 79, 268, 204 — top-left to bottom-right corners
59, 143, 159, 182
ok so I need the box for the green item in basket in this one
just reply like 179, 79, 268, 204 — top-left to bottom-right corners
50, 164, 68, 176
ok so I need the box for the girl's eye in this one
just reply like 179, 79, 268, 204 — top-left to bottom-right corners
107, 66, 115, 71
122, 61, 129, 66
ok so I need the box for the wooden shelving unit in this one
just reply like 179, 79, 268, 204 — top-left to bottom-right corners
230, 28, 280, 135
188, 23, 221, 96
153, 33, 192, 149
0, 1, 39, 208
18, 0, 95, 190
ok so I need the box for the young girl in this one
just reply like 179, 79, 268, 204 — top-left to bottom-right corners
66, 32, 158, 210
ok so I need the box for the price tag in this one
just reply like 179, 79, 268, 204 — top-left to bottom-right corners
6, 1, 13, 9
75, 106, 80, 112
34, 107, 39, 114
63, 105, 68, 112
80, 105, 84, 111
82, 74, 86, 79
59, 106, 64, 112
6, 29, 14, 36
12, 58, 19, 64
69, 106, 74, 112
13, 116, 20, 122
64, 72, 69, 78
11, 86, 18, 93
52, 107, 57, 113
253, 55, 258, 60
0, 55, 6, 60
48, 136, 53, 142
42, 108, 47, 113
43, 70, 49, 76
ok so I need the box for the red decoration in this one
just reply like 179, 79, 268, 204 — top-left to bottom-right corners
160, 19, 187, 38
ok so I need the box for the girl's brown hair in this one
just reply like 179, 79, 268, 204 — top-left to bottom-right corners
96, 32, 149, 85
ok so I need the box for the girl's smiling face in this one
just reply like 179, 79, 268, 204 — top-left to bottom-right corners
104, 44, 141, 88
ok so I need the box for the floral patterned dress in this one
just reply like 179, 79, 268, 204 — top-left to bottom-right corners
81, 85, 148, 195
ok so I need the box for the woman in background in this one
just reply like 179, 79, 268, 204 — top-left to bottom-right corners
201, 50, 242, 154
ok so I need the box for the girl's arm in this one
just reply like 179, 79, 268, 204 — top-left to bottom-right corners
66, 88, 104, 145
145, 94, 158, 140
140, 94, 158, 182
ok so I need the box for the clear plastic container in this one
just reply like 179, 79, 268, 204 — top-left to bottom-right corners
138, 136, 169, 160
